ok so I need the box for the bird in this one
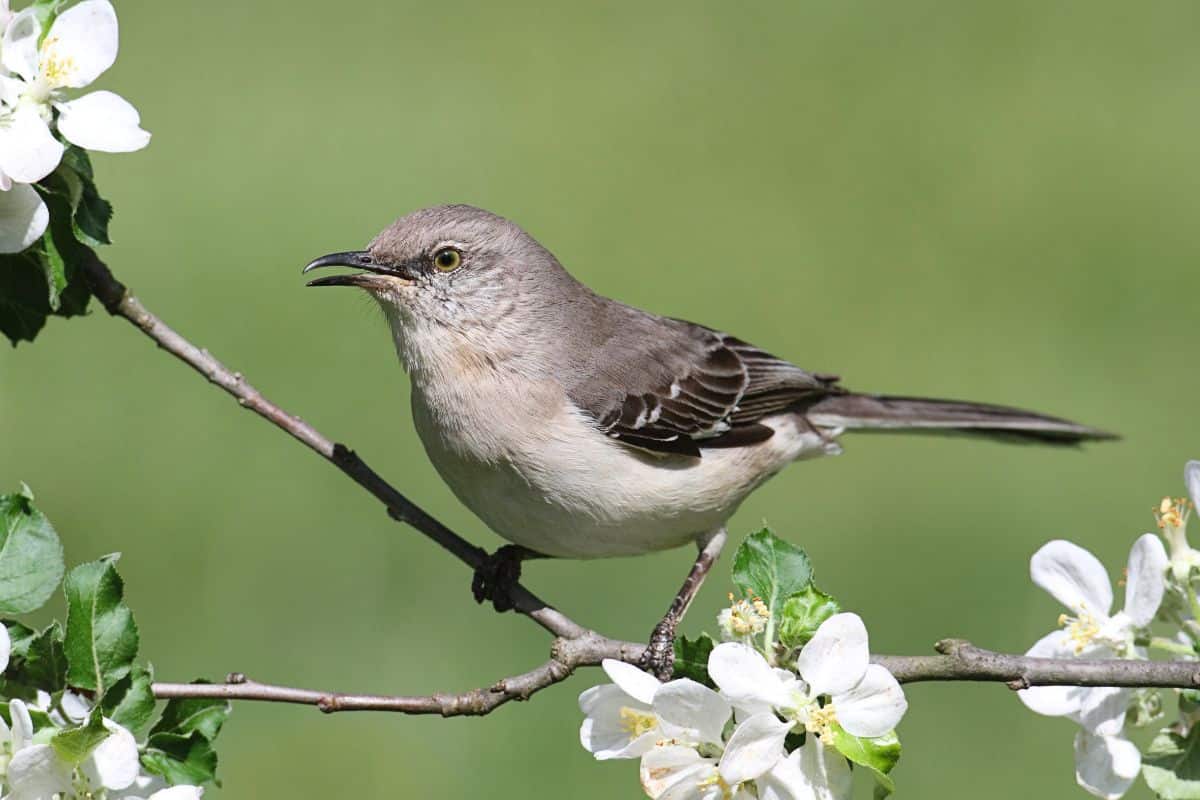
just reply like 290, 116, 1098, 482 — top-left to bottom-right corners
303, 204, 1115, 677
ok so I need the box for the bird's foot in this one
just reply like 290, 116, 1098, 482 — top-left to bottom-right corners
471, 545, 530, 613
639, 615, 678, 681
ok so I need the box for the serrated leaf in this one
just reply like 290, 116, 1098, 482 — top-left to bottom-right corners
35, 242, 67, 311
7, 621, 67, 692
4, 620, 38, 662
830, 724, 900, 796
1144, 726, 1200, 799
51, 707, 109, 766
102, 663, 156, 734
0, 491, 65, 614
142, 731, 218, 786
778, 585, 842, 650
57, 148, 112, 246
672, 634, 716, 686
150, 686, 230, 742
64, 555, 139, 696
731, 528, 813, 622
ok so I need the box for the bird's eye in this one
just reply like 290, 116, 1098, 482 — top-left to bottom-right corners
433, 247, 462, 272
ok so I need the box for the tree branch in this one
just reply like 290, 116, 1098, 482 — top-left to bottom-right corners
78, 250, 1200, 715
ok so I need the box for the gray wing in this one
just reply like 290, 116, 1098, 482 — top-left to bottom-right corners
563, 312, 842, 458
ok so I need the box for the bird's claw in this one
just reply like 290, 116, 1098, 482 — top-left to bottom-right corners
639, 616, 678, 681
471, 545, 526, 612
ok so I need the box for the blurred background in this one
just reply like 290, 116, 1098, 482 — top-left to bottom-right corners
2, 0, 1199, 796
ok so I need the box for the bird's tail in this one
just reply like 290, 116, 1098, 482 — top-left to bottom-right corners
804, 393, 1117, 446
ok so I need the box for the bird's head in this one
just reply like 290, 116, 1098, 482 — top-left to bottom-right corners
304, 204, 571, 336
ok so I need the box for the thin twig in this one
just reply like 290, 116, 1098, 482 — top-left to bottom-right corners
77, 250, 1200, 713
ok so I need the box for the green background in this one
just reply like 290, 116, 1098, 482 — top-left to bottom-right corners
2, 1, 1198, 797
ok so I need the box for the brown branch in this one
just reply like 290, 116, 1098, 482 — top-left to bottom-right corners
150, 637, 1200, 716
77, 249, 1200, 715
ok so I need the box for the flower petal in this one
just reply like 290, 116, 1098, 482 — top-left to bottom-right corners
1030, 540, 1113, 616
0, 622, 10, 675
578, 684, 658, 760
708, 642, 797, 716
718, 711, 791, 784
55, 91, 150, 153
1074, 731, 1139, 800
796, 613, 870, 696
1, 7, 40, 80
82, 719, 140, 790
602, 659, 660, 705
640, 745, 714, 800
7, 743, 72, 798
758, 737, 851, 800
0, 183, 49, 253
0, 106, 64, 183
148, 787, 205, 800
654, 679, 731, 746
833, 664, 907, 738
10, 698, 34, 749
1187, 461, 1200, 510
1075, 687, 1131, 737
42, 0, 118, 88
1123, 534, 1167, 626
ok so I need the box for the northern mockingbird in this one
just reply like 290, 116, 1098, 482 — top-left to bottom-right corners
304, 204, 1113, 677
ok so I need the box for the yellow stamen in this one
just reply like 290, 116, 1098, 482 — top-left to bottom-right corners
619, 707, 658, 739
696, 772, 735, 799
1155, 496, 1190, 531
1059, 609, 1101, 654
808, 704, 839, 741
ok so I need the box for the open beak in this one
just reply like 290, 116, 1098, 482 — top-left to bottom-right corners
302, 250, 415, 287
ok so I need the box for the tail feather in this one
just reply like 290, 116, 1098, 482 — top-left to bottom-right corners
805, 393, 1117, 446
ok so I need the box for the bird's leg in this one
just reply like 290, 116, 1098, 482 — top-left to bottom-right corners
639, 528, 728, 680
471, 544, 548, 613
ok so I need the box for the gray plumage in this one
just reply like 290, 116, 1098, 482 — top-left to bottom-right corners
305, 204, 1114, 559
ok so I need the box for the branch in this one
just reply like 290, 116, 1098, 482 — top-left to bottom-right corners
150, 637, 1200, 716
77, 250, 1200, 715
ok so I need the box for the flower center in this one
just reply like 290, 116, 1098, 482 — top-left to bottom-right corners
807, 703, 839, 740
619, 707, 657, 739
1059, 610, 1101, 653
718, 594, 770, 638
38, 37, 76, 93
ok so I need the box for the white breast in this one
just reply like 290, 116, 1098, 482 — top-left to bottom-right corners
410, 374, 840, 558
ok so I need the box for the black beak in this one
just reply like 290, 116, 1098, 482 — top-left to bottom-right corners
302, 251, 414, 287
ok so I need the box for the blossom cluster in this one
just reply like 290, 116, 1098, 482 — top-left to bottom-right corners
1017, 460, 1200, 799
0, 624, 200, 800
580, 610, 906, 799
0, 0, 149, 253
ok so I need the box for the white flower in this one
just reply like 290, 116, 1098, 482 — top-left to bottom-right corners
717, 595, 770, 642
709, 613, 907, 742
640, 744, 758, 800
112, 774, 204, 800
579, 659, 666, 759
1019, 534, 1167, 731
1073, 730, 1140, 800
6, 715, 141, 799
757, 736, 851, 800
0, 622, 11, 673
1156, 461, 1200, 581
1, 0, 150, 167
652, 678, 732, 748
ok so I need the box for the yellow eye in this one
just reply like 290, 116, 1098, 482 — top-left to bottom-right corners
433, 247, 462, 272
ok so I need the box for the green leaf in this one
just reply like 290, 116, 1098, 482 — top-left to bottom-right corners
142, 732, 219, 786
7, 621, 67, 692
102, 663, 157, 734
0, 490, 65, 614
672, 634, 716, 686
0, 252, 51, 345
830, 724, 900, 797
777, 585, 842, 650
64, 555, 139, 696
731, 528, 813, 619
51, 707, 109, 766
150, 686, 230, 741
4, 620, 38, 661
1144, 726, 1200, 799
57, 148, 112, 247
